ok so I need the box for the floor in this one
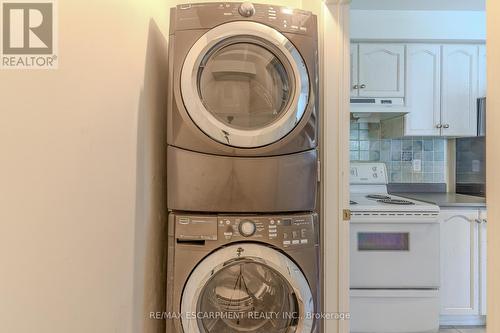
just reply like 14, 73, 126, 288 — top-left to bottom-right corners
440, 327, 486, 333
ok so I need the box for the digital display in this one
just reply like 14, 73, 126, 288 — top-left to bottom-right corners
358, 232, 409, 251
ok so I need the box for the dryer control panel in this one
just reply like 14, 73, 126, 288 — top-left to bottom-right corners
171, 2, 317, 36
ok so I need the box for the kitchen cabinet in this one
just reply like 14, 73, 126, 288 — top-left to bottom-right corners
479, 209, 487, 316
440, 208, 487, 326
478, 45, 487, 98
404, 44, 441, 136
350, 44, 359, 97
441, 45, 479, 137
351, 43, 405, 97
440, 209, 480, 317
382, 43, 483, 138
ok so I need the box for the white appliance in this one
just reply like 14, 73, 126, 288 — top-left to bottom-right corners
350, 162, 440, 333
350, 98, 408, 122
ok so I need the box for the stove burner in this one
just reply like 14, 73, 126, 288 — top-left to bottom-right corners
377, 199, 415, 205
366, 194, 391, 200
350, 200, 358, 205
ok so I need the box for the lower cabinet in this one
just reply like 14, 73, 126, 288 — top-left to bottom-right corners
439, 208, 487, 326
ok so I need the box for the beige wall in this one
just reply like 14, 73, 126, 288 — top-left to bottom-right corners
487, 1, 499, 332
0, 1, 313, 333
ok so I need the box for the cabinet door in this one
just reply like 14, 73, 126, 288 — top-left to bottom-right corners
478, 45, 487, 98
351, 44, 359, 97
404, 44, 441, 136
479, 209, 487, 316
441, 45, 478, 137
440, 210, 480, 316
358, 44, 405, 97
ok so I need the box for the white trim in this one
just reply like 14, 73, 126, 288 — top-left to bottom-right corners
321, 1, 351, 333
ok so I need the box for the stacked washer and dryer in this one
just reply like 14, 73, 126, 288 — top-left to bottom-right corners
166, 2, 320, 333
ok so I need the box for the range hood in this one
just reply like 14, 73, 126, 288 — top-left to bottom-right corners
350, 97, 408, 122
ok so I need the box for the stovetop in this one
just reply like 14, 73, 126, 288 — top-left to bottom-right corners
350, 193, 440, 213
349, 162, 440, 213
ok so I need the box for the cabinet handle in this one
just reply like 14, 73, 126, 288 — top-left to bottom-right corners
436, 124, 443, 128
353, 84, 359, 89
483, 219, 487, 224
360, 84, 366, 89
475, 218, 483, 224
443, 124, 450, 129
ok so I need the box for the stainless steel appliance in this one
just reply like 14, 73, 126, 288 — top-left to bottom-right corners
167, 2, 319, 212
456, 98, 486, 197
350, 162, 440, 333
166, 212, 320, 333
477, 97, 486, 137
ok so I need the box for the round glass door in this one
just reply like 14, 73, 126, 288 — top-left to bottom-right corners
198, 42, 293, 131
181, 21, 309, 148
181, 244, 314, 333
197, 260, 298, 332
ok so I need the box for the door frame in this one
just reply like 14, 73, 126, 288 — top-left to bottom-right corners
318, 1, 351, 333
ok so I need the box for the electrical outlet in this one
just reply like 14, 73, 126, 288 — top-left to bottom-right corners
472, 160, 481, 172
413, 159, 422, 172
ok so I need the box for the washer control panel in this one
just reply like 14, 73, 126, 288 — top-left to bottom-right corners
217, 214, 317, 248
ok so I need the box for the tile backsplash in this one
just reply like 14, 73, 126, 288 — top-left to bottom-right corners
350, 122, 447, 183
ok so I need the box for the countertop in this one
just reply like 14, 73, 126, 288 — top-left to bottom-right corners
394, 192, 486, 208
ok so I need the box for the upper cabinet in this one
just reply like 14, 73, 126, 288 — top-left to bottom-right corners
478, 45, 487, 98
405, 44, 441, 136
351, 43, 405, 97
379, 43, 485, 138
351, 44, 359, 97
441, 45, 479, 137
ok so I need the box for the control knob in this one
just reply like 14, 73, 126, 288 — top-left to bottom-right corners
239, 2, 256, 17
239, 220, 256, 237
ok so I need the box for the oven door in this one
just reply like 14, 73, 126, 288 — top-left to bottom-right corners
350, 220, 440, 288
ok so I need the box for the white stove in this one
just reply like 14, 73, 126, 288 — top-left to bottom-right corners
350, 162, 439, 214
349, 162, 440, 333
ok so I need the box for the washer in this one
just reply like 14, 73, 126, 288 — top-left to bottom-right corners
166, 212, 320, 333
167, 2, 319, 212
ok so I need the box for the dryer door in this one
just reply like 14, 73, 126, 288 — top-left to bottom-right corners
181, 21, 310, 148
181, 244, 314, 333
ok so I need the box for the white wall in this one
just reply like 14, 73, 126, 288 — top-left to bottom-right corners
0, 1, 312, 333
351, 10, 486, 41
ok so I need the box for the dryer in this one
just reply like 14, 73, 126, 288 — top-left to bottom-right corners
166, 212, 320, 333
167, 2, 319, 212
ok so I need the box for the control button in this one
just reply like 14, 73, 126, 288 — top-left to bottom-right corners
292, 240, 300, 245
300, 239, 308, 244
269, 233, 277, 238
292, 231, 299, 239
225, 220, 230, 225
283, 232, 288, 239
301, 229, 307, 238
270, 219, 275, 225
239, 220, 256, 237
239, 2, 256, 17
224, 232, 233, 237
283, 240, 291, 245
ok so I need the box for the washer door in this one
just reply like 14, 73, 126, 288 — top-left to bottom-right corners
181, 244, 314, 333
181, 21, 310, 148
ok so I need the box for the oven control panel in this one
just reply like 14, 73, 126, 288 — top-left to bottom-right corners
350, 162, 388, 185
